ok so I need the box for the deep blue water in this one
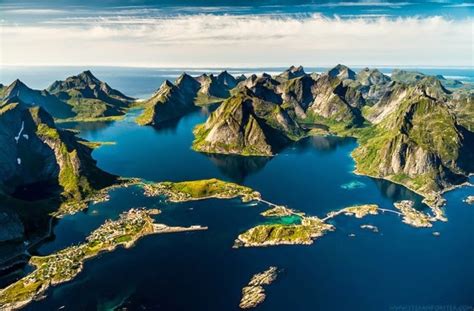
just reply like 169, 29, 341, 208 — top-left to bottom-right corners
1, 68, 473, 310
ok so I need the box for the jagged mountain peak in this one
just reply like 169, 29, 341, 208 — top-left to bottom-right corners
328, 64, 356, 80
236, 74, 247, 82
176, 73, 199, 86
7, 79, 29, 92
216, 70, 237, 88
46, 70, 103, 93
287, 65, 305, 76
76, 70, 101, 84
275, 65, 306, 82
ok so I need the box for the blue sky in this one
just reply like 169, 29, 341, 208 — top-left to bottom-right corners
0, 1, 472, 67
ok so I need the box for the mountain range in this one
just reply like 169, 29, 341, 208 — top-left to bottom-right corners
0, 71, 135, 122
1, 65, 472, 214
142, 64, 471, 203
0, 64, 472, 270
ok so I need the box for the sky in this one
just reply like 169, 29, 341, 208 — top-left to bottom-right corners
0, 0, 473, 68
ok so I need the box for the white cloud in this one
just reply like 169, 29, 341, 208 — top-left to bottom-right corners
4, 8, 66, 14
0, 14, 472, 67
444, 3, 474, 8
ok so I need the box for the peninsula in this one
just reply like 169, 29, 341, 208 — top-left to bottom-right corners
0, 208, 207, 310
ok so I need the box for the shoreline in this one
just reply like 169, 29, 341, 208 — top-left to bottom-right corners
0, 209, 207, 310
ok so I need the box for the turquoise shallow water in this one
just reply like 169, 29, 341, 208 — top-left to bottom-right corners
0, 67, 473, 310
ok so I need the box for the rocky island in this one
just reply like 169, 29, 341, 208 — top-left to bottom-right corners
142, 178, 261, 203
0, 208, 207, 310
325, 204, 379, 219
234, 206, 334, 247
239, 266, 279, 309
463, 195, 474, 205
394, 200, 435, 228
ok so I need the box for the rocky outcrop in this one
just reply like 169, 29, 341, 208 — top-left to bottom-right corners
239, 266, 279, 309
192, 88, 304, 156
364, 81, 410, 124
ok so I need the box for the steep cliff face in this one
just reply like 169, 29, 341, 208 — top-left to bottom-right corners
192, 88, 304, 156
0, 101, 115, 201
353, 78, 472, 195
279, 75, 317, 118
305, 74, 364, 126
354, 68, 392, 103
366, 77, 451, 124
46, 70, 134, 120
136, 78, 199, 126
365, 81, 410, 124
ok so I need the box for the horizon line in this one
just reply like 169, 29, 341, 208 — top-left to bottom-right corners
1, 64, 473, 70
